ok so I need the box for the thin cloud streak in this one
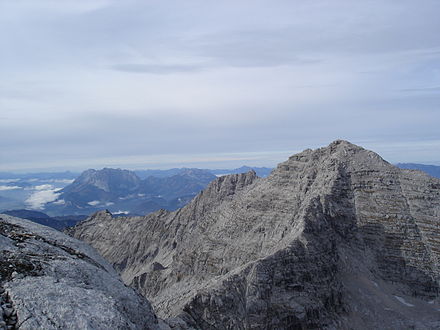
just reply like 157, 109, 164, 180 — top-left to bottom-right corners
111, 63, 203, 74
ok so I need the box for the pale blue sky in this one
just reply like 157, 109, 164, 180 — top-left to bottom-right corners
1, 0, 439, 171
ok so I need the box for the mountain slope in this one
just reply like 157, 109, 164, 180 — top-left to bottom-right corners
60, 168, 142, 202
0, 214, 161, 329
69, 141, 440, 329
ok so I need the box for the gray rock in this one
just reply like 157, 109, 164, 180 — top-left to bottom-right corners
2, 308, 12, 318
70, 140, 440, 329
0, 214, 161, 330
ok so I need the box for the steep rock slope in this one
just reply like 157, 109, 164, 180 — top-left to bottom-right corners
0, 214, 161, 330
70, 141, 440, 329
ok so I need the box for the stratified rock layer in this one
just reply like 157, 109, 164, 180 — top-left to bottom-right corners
70, 141, 440, 329
0, 214, 160, 330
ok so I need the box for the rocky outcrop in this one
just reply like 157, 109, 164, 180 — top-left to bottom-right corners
69, 141, 440, 329
0, 214, 161, 330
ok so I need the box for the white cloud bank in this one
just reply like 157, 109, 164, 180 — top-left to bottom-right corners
25, 188, 61, 209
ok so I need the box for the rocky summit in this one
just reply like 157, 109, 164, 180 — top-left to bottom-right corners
0, 214, 161, 330
68, 140, 440, 329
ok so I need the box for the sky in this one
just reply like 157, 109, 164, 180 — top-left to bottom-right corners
1, 0, 439, 172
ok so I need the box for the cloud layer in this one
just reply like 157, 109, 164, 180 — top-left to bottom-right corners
25, 188, 61, 209
1, 0, 439, 171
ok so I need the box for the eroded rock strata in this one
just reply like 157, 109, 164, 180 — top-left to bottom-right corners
70, 141, 440, 329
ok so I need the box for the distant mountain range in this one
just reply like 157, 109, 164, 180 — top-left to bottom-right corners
0, 171, 79, 180
2, 209, 86, 230
3, 163, 439, 220
209, 166, 273, 178
43, 168, 218, 216
68, 141, 440, 329
396, 163, 440, 179
0, 166, 272, 216
134, 166, 273, 179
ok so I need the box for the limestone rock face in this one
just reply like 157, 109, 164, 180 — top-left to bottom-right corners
0, 214, 160, 330
70, 141, 440, 329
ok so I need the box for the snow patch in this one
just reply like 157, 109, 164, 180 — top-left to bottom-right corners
113, 210, 129, 215
394, 296, 414, 307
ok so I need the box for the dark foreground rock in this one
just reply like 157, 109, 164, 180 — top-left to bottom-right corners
0, 214, 161, 330
70, 140, 440, 329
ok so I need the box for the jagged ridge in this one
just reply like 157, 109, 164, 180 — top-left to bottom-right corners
69, 140, 440, 329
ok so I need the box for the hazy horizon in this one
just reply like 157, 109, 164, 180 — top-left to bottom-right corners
1, 139, 440, 174
1, 1, 439, 172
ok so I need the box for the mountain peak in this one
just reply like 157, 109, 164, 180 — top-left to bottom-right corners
283, 140, 389, 173
90, 209, 113, 220
68, 142, 440, 328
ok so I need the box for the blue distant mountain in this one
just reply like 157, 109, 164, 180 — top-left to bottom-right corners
43, 168, 218, 216
396, 163, 440, 179
135, 166, 273, 179
0, 166, 273, 216
209, 166, 273, 178
0, 171, 79, 180
2, 209, 86, 230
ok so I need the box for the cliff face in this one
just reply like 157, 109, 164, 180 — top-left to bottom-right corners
0, 214, 160, 330
70, 140, 440, 329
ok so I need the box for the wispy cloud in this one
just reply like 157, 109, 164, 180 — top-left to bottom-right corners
34, 184, 55, 190
111, 63, 202, 74
0, 185, 21, 191
400, 86, 440, 92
